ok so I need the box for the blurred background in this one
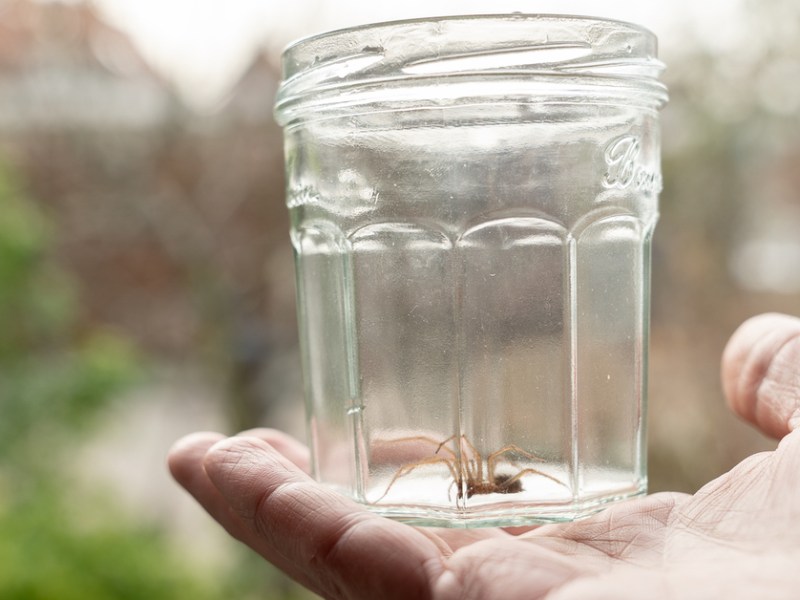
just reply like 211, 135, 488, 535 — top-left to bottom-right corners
1, 0, 798, 597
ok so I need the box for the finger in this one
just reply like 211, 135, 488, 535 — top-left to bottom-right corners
168, 431, 225, 491
722, 313, 800, 439
168, 433, 323, 593
203, 435, 445, 600
235, 428, 311, 472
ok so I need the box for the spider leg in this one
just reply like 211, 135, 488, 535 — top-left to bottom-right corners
440, 435, 479, 496
373, 455, 459, 503
467, 457, 480, 485
433, 435, 459, 458
374, 435, 457, 458
457, 435, 483, 481
498, 467, 569, 491
486, 444, 546, 480
427, 434, 473, 504
447, 477, 462, 503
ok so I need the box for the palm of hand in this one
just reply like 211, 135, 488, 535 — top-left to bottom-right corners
170, 426, 799, 600
169, 314, 800, 599
445, 432, 800, 599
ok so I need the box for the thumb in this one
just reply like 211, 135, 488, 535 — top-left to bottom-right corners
722, 313, 800, 439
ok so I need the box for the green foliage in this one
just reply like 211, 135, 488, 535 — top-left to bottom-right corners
0, 495, 225, 600
0, 162, 275, 599
0, 187, 71, 357
0, 163, 140, 466
1, 335, 140, 466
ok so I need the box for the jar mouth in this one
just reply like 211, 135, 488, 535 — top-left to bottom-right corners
274, 14, 667, 125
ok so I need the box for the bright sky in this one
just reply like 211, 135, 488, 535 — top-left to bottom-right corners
88, 0, 746, 108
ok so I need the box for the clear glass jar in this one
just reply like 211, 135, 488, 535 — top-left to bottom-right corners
274, 14, 667, 527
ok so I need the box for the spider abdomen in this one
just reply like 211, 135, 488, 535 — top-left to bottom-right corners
463, 473, 524, 499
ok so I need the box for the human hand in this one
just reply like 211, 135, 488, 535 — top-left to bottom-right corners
169, 313, 800, 599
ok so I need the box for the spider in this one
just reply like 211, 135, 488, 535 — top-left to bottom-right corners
374, 434, 567, 504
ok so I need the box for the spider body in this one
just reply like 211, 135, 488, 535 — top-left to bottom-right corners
375, 434, 566, 505
462, 472, 523, 499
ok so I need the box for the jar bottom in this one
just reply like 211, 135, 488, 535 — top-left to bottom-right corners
341, 481, 647, 528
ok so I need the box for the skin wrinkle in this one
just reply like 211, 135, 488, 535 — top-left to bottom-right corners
308, 512, 365, 571
239, 433, 372, 590
761, 433, 800, 540
329, 519, 436, 600
287, 495, 438, 600
607, 531, 649, 562
652, 495, 687, 529
675, 452, 769, 523
528, 493, 684, 568
254, 479, 331, 560
742, 327, 787, 422
724, 314, 800, 438
264, 487, 393, 598
170, 434, 270, 549
204, 443, 270, 527
772, 432, 800, 497
455, 543, 585, 600
583, 527, 659, 564
762, 442, 786, 518
555, 533, 632, 562
207, 440, 358, 597
360, 531, 441, 598
236, 428, 312, 471
239, 459, 417, 599
666, 527, 753, 562
207, 439, 296, 515
315, 517, 390, 593
581, 512, 641, 561
756, 333, 800, 435
309, 516, 368, 600
208, 437, 443, 600
211, 443, 251, 486
664, 451, 779, 562
183, 438, 330, 597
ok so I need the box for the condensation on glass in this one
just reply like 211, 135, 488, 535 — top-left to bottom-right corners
274, 15, 667, 527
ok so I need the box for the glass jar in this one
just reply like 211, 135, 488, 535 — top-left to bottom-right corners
274, 14, 667, 527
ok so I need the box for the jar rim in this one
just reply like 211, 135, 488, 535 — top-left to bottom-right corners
274, 14, 667, 125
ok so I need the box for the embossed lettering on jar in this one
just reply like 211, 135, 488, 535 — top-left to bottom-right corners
274, 15, 668, 527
